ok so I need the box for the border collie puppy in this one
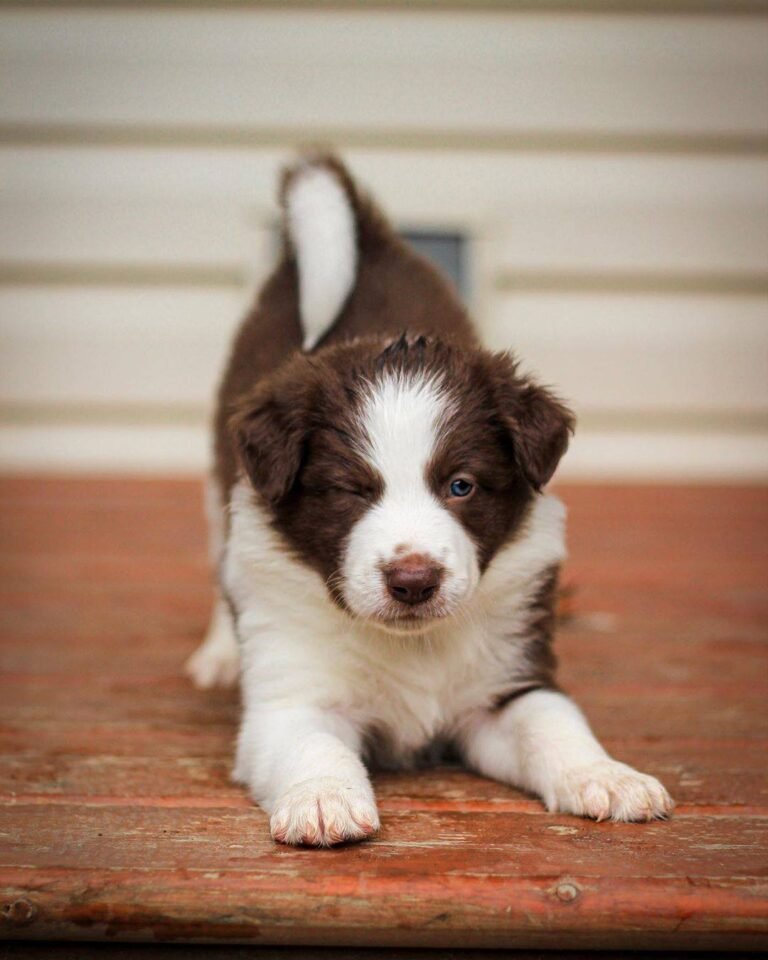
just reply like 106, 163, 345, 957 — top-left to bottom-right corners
187, 154, 673, 845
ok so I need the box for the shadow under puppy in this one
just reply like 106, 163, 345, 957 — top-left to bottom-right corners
187, 154, 673, 845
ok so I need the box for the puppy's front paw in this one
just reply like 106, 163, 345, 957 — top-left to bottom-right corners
270, 776, 380, 847
555, 759, 674, 822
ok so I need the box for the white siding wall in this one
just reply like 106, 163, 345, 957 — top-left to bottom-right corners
1, 3, 767, 479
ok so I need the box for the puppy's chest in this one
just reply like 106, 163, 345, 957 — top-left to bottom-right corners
345, 627, 523, 757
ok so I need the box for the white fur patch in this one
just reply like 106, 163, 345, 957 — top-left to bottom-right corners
285, 163, 357, 351
185, 596, 239, 689
460, 689, 674, 822
341, 372, 478, 627
185, 475, 240, 688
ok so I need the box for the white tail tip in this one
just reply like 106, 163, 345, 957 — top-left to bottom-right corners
284, 162, 358, 351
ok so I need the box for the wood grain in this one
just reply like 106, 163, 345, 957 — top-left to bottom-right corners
0, 477, 766, 949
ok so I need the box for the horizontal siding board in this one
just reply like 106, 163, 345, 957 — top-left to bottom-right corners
0, 422, 209, 473
1, 11, 767, 136
494, 204, 768, 275
4, 2, 768, 14
2, 151, 766, 274
1, 288, 766, 414
3, 201, 764, 276
4, 148, 766, 208
0, 287, 244, 406
0, 201, 270, 268
486, 293, 768, 414
562, 428, 768, 479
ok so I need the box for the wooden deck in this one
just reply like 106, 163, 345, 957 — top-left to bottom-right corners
0, 477, 766, 951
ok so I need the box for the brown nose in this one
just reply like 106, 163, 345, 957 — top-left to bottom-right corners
385, 555, 443, 606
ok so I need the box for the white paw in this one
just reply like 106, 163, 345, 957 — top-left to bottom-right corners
270, 777, 380, 847
185, 642, 239, 689
555, 759, 674, 822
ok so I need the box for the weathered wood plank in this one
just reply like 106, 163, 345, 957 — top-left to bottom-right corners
2, 802, 767, 877
2, 742, 765, 812
1, 867, 765, 950
2, 683, 765, 741
1, 722, 765, 810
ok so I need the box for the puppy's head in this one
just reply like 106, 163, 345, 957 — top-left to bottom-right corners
232, 336, 573, 633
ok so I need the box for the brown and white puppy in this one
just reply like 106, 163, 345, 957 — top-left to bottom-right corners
187, 154, 673, 846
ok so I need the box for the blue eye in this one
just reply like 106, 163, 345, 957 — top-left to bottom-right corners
449, 478, 474, 498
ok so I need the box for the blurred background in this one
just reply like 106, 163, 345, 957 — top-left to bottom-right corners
1, 1, 766, 481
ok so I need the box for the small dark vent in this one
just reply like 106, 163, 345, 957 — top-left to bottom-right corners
399, 230, 469, 302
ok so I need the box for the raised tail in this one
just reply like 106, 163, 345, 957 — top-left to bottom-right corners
280, 153, 362, 351
279, 152, 470, 352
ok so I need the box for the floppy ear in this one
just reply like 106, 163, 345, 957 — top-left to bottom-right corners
229, 376, 313, 505
488, 353, 575, 491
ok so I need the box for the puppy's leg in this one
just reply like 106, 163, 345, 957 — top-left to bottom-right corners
234, 706, 379, 847
458, 689, 673, 822
185, 594, 239, 688
186, 475, 240, 688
